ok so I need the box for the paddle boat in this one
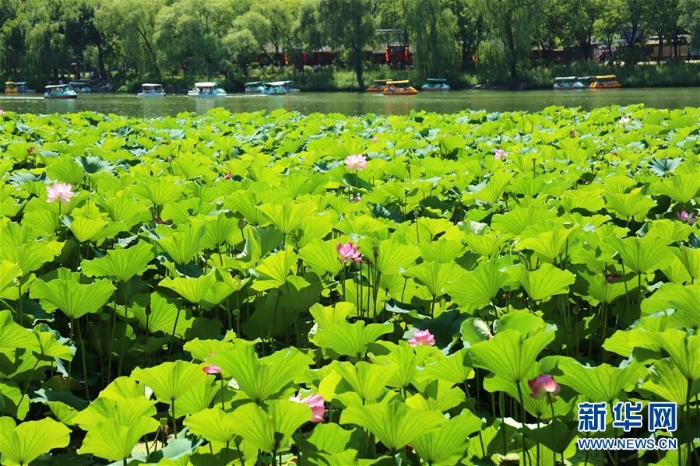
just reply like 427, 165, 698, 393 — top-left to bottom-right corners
588, 75, 621, 89
265, 80, 300, 93
366, 79, 390, 92
5, 81, 36, 94
138, 83, 166, 97
553, 76, 586, 90
421, 78, 451, 91
69, 81, 92, 93
261, 82, 287, 95
44, 84, 78, 99
244, 81, 264, 94
383, 80, 419, 96
187, 82, 226, 97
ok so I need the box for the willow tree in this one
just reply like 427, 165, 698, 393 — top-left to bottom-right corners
319, 0, 377, 90
406, 0, 460, 79
477, 0, 540, 80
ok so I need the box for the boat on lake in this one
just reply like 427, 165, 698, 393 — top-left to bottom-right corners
265, 80, 300, 93
553, 76, 586, 90
366, 79, 390, 92
44, 84, 78, 99
69, 81, 92, 93
261, 82, 287, 95
5, 81, 36, 94
138, 83, 166, 97
188, 82, 226, 97
421, 78, 451, 91
383, 80, 418, 96
244, 81, 264, 94
588, 75, 621, 89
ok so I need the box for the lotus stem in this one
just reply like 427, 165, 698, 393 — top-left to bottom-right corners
516, 381, 529, 466
76, 318, 91, 400
549, 401, 560, 465
170, 399, 177, 440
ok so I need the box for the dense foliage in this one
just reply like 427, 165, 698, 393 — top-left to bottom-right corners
0, 106, 699, 465
2, 0, 700, 89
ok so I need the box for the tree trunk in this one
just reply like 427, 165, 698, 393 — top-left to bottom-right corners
504, 19, 518, 80
354, 45, 364, 91
657, 34, 663, 63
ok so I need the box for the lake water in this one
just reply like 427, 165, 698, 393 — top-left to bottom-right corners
1, 88, 700, 117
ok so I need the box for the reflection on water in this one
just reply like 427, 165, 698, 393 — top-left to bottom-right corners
1, 88, 700, 117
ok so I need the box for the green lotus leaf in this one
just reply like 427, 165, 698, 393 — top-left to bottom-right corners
66, 216, 107, 243
581, 273, 627, 306
250, 247, 297, 291
642, 358, 700, 405
173, 376, 220, 418
653, 173, 700, 203
467, 172, 513, 204
209, 345, 312, 403
72, 395, 156, 430
81, 241, 155, 282
159, 270, 217, 304
403, 261, 456, 299
99, 376, 147, 401
46, 158, 85, 186
184, 406, 239, 445
309, 302, 355, 329
605, 191, 656, 221
370, 342, 422, 389
132, 360, 208, 405
131, 292, 194, 338
334, 361, 397, 403
445, 260, 506, 309
32, 388, 89, 425
371, 239, 420, 276
303, 423, 354, 455
21, 208, 60, 236
463, 232, 507, 258
340, 400, 446, 451
0, 382, 31, 420
29, 268, 115, 319
661, 255, 693, 284
0, 310, 40, 351
651, 330, 700, 382
646, 219, 693, 245
481, 374, 573, 419
672, 246, 700, 280
298, 240, 345, 276
614, 236, 672, 274
200, 215, 239, 251
0, 416, 70, 466
411, 411, 482, 465
157, 224, 206, 265
34, 327, 75, 361
131, 178, 184, 206
313, 320, 393, 358
258, 200, 316, 235
100, 196, 151, 227
421, 348, 474, 384
556, 358, 648, 402
512, 263, 575, 302
224, 191, 268, 226
517, 226, 574, 264
417, 238, 466, 263
406, 379, 465, 412
491, 206, 558, 236
78, 417, 158, 462
1, 234, 61, 276
469, 328, 555, 383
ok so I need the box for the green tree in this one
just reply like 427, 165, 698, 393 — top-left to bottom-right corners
679, 0, 700, 51
319, 0, 377, 90
253, 0, 301, 67
642, 0, 681, 62
295, 0, 325, 53
94, 0, 164, 79
477, 0, 541, 80
406, 0, 460, 79
594, 0, 626, 59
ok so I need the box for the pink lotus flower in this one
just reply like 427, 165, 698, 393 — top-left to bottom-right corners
528, 374, 560, 401
291, 393, 325, 423
677, 210, 697, 225
337, 242, 362, 263
46, 183, 75, 204
224, 173, 232, 180
569, 130, 577, 137
0, 109, 4, 115
203, 364, 221, 375
407, 329, 435, 347
619, 117, 631, 124
344, 154, 367, 171
372, 136, 379, 143
494, 149, 507, 160
606, 274, 620, 283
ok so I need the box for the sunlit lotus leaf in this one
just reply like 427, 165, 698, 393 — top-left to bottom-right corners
184, 406, 239, 445
411, 411, 482, 465
642, 358, 699, 405
159, 271, 217, 304
132, 360, 208, 405
72, 395, 156, 431
29, 269, 115, 319
557, 358, 647, 402
406, 379, 465, 412
173, 376, 219, 417
470, 328, 555, 383
482, 374, 573, 419
0, 261, 22, 296
653, 174, 700, 203
517, 226, 574, 263
491, 206, 558, 235
81, 241, 154, 282
224, 191, 267, 225
421, 348, 474, 385
131, 178, 184, 206
258, 200, 316, 235
614, 236, 672, 274
309, 302, 355, 329
298, 240, 345, 276
250, 247, 297, 291
46, 158, 85, 186
605, 191, 656, 221
0, 234, 61, 276
463, 232, 507, 258
78, 417, 158, 462
370, 342, 421, 389
645, 220, 693, 245
647, 330, 700, 382
157, 224, 206, 265
445, 260, 506, 309
333, 361, 396, 404
100, 195, 151, 226
313, 320, 393, 358
662, 255, 693, 283
512, 263, 575, 302
302, 423, 354, 455
130, 291, 193, 337
417, 238, 466, 263
581, 273, 627, 306
21, 208, 60, 235
672, 246, 700, 280
403, 261, 456, 298
340, 401, 446, 451
0, 416, 70, 466
210, 345, 312, 403
0, 382, 30, 420
559, 189, 606, 213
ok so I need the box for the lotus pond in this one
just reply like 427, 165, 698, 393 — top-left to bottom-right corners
0, 106, 698, 466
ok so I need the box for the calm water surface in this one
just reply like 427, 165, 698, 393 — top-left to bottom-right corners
1, 88, 700, 117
